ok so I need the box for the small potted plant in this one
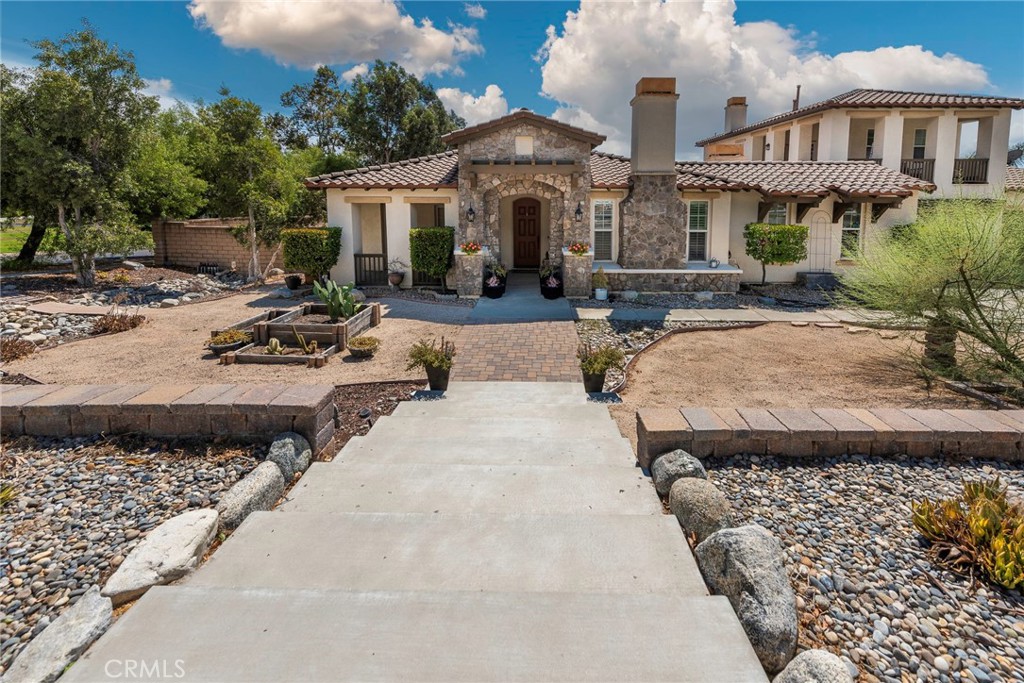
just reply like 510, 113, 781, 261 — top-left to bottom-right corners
592, 266, 609, 301
347, 335, 380, 359
577, 342, 626, 393
387, 258, 408, 288
482, 261, 508, 299
406, 337, 456, 391
539, 263, 563, 300
207, 329, 252, 356
459, 241, 482, 255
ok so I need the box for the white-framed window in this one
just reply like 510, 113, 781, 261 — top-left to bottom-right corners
841, 206, 862, 258
687, 200, 709, 261
592, 200, 614, 261
865, 128, 875, 159
912, 129, 927, 160
766, 203, 788, 224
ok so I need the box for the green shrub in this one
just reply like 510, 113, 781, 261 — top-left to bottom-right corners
406, 336, 456, 371
410, 227, 454, 290
742, 223, 809, 284
913, 478, 1024, 590
281, 227, 341, 281
577, 343, 626, 375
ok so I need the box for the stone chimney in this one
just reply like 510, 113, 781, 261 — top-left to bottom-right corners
620, 77, 689, 269
724, 96, 747, 133
630, 77, 679, 175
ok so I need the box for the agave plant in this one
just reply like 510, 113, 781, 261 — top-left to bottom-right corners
312, 280, 362, 323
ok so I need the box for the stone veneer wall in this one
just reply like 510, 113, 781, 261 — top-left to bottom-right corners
456, 123, 592, 266
562, 252, 593, 297
0, 384, 337, 456
618, 175, 689, 269
605, 270, 740, 293
453, 252, 484, 297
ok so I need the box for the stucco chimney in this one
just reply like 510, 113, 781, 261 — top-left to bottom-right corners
630, 77, 679, 175
724, 96, 747, 133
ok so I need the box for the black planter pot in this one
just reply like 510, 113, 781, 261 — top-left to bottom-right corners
482, 283, 506, 299
208, 340, 247, 356
425, 365, 451, 391
540, 284, 563, 300
582, 372, 606, 393
284, 274, 303, 290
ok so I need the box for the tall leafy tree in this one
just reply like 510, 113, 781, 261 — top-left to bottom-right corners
0, 25, 156, 281
340, 60, 465, 165
280, 65, 345, 153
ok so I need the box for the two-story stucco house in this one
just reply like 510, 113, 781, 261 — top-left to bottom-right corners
697, 89, 1024, 198
306, 79, 939, 293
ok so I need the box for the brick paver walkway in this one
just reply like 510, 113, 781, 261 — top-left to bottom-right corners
452, 321, 581, 382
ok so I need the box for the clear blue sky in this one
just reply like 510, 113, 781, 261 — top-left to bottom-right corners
2, 1, 1022, 147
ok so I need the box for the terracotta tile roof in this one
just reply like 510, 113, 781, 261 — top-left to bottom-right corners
697, 88, 1024, 146
305, 151, 459, 189
676, 160, 936, 197
440, 109, 606, 147
306, 151, 933, 197
1006, 167, 1024, 191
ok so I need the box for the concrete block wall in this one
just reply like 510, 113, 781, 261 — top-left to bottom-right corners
636, 406, 1024, 469
0, 384, 337, 455
152, 218, 281, 271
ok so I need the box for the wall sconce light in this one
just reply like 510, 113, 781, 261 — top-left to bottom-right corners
574, 202, 584, 222
764, 142, 771, 151
467, 205, 476, 222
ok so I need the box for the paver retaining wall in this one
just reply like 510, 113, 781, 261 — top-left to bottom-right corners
636, 406, 1024, 469
0, 384, 336, 455
152, 218, 281, 271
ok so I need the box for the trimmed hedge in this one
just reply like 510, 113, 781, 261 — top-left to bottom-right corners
282, 227, 342, 281
742, 223, 808, 284
410, 226, 455, 289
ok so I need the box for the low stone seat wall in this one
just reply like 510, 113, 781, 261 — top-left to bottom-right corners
636, 406, 1024, 468
0, 384, 337, 455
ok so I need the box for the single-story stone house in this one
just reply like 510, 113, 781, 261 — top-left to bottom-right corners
305, 78, 935, 295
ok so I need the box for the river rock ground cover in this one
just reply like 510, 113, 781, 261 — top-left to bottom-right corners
0, 435, 263, 673
706, 453, 1024, 683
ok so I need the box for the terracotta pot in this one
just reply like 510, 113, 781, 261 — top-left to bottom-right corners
388, 271, 405, 287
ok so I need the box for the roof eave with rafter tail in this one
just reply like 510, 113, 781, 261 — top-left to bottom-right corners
440, 109, 607, 147
696, 88, 1024, 147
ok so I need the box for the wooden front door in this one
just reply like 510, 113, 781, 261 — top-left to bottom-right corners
513, 198, 541, 269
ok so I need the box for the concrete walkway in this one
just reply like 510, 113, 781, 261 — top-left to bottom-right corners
575, 305, 883, 324
469, 272, 574, 323
65, 382, 766, 682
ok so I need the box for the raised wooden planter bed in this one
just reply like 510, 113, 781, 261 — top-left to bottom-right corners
221, 342, 340, 368
253, 302, 381, 350
211, 308, 301, 339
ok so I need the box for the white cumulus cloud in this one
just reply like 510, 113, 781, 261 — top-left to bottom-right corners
437, 84, 509, 124
188, 0, 483, 76
537, 0, 999, 157
464, 3, 487, 20
143, 77, 186, 109
342, 63, 370, 82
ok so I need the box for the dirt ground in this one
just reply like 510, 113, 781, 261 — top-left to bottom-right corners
610, 324, 985, 446
6, 291, 460, 384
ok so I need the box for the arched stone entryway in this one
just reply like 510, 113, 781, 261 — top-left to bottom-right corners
478, 176, 568, 268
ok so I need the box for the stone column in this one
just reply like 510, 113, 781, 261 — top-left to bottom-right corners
562, 249, 593, 298
453, 251, 484, 297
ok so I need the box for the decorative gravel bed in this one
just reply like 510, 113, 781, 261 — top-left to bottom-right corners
706, 453, 1024, 683
361, 288, 476, 308
575, 319, 746, 390
0, 435, 263, 673
573, 284, 836, 311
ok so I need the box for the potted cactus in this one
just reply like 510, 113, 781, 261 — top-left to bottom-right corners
406, 337, 456, 391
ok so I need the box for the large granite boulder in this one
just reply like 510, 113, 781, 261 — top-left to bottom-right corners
695, 524, 798, 674
651, 449, 707, 497
4, 586, 112, 683
102, 509, 218, 606
216, 460, 285, 530
266, 431, 312, 481
668, 478, 734, 543
774, 650, 853, 683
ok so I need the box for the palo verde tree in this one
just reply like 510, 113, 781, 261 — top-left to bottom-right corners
840, 199, 1024, 386
0, 25, 157, 282
340, 61, 465, 165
